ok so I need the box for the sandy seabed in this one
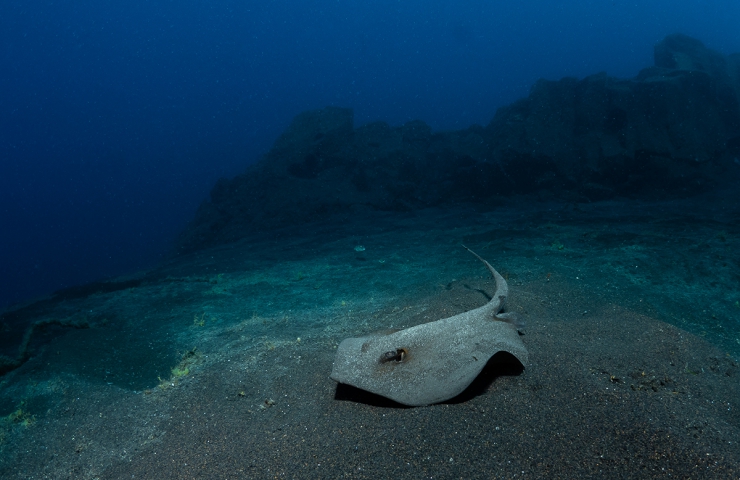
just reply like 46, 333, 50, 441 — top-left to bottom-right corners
1, 196, 739, 479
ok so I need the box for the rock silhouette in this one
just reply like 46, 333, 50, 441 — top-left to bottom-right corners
177, 34, 740, 254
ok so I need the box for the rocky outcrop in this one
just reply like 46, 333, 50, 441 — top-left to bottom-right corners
176, 34, 740, 254
489, 33, 740, 198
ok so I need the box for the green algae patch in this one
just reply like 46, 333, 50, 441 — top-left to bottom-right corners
6, 407, 35, 427
0, 400, 36, 446
156, 347, 202, 390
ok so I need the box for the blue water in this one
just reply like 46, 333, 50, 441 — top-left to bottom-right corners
1, 0, 739, 308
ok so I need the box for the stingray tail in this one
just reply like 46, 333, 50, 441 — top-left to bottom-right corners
460, 244, 508, 313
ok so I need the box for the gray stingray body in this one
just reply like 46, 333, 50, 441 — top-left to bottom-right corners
330, 247, 529, 406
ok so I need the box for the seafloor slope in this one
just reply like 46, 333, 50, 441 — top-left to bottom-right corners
1, 197, 739, 478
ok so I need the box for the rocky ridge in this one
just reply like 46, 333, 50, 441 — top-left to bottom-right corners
176, 34, 740, 254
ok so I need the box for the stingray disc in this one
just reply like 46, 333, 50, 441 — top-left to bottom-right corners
330, 248, 528, 406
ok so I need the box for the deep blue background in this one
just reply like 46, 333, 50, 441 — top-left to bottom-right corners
1, 0, 739, 308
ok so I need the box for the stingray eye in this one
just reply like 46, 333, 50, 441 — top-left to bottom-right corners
380, 348, 408, 363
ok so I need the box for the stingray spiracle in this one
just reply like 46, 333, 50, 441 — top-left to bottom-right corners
380, 348, 408, 363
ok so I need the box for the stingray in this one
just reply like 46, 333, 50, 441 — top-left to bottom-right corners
330, 246, 528, 406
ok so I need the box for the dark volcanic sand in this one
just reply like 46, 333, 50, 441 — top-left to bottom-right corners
1, 197, 739, 479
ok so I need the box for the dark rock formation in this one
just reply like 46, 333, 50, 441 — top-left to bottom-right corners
176, 34, 740, 254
